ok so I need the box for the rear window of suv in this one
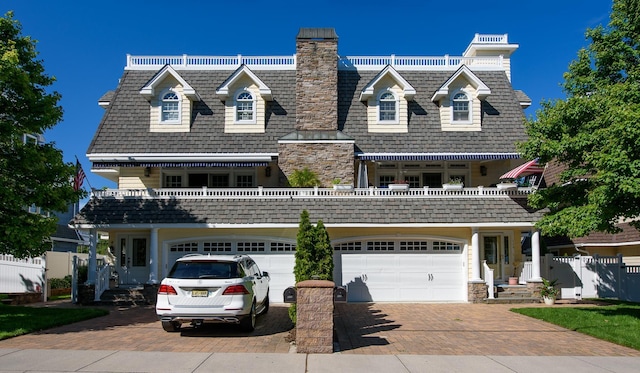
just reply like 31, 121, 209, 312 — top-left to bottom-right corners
168, 261, 241, 279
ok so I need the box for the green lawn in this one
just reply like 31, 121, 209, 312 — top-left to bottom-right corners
0, 304, 109, 340
512, 300, 640, 350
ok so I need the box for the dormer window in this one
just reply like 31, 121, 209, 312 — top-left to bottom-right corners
452, 91, 470, 123
378, 92, 397, 122
161, 91, 180, 122
216, 66, 271, 133
359, 66, 414, 133
140, 65, 200, 133
235, 91, 255, 122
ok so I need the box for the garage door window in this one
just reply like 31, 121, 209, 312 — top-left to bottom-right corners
400, 241, 429, 251
203, 242, 232, 252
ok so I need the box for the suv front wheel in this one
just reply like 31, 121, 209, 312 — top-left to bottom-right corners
240, 301, 256, 332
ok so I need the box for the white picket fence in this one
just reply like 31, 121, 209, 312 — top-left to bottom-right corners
519, 254, 640, 302
0, 254, 46, 294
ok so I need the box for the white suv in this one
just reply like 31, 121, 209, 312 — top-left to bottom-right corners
156, 254, 269, 332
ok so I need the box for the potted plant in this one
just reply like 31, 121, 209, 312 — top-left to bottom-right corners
540, 278, 559, 305
497, 178, 517, 190
442, 177, 463, 190
388, 179, 410, 191
288, 168, 320, 187
332, 178, 353, 191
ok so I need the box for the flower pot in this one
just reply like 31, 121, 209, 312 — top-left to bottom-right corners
508, 276, 519, 285
543, 296, 556, 306
497, 182, 517, 190
442, 184, 463, 191
333, 184, 353, 191
388, 184, 410, 191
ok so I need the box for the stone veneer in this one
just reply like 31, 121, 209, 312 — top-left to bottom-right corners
295, 29, 338, 131
295, 279, 335, 354
279, 142, 354, 187
468, 282, 488, 303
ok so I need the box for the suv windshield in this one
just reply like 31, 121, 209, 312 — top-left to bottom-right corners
168, 261, 239, 279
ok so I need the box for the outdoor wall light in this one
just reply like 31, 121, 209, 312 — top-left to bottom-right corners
480, 165, 487, 176
144, 167, 151, 177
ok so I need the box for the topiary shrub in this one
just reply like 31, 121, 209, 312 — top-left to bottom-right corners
289, 210, 334, 324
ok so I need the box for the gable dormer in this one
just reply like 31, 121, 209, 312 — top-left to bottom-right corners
360, 65, 415, 133
216, 65, 272, 133
140, 65, 200, 133
431, 65, 490, 132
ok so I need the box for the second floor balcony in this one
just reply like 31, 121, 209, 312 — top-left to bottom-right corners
91, 185, 535, 200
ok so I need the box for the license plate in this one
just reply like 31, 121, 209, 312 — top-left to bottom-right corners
192, 290, 208, 297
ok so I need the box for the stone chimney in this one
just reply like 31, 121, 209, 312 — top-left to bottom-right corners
295, 28, 338, 130
278, 28, 354, 187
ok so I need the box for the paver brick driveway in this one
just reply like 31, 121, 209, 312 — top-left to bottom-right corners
1, 301, 638, 356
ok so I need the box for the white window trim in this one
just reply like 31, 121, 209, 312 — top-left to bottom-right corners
234, 88, 257, 124
450, 89, 472, 125
377, 90, 399, 124
159, 89, 181, 124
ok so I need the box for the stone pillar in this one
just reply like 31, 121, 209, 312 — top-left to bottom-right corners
468, 282, 488, 303
296, 279, 334, 354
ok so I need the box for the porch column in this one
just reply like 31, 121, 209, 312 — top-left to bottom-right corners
530, 229, 542, 281
87, 228, 98, 284
148, 228, 159, 284
471, 228, 481, 281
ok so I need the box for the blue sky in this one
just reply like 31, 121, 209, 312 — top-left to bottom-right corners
3, 0, 613, 192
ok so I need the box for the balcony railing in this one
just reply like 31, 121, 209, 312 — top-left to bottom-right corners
92, 186, 534, 200
126, 54, 504, 72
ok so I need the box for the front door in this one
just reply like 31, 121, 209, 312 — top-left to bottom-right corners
116, 235, 150, 285
482, 235, 512, 281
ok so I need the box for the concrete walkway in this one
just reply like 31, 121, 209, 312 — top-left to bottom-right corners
1, 349, 639, 372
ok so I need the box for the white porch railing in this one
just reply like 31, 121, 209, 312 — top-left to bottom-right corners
92, 186, 534, 200
519, 262, 533, 284
483, 260, 494, 299
94, 264, 111, 302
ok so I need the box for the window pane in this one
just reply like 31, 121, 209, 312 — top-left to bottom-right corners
236, 174, 253, 187
210, 174, 230, 188
132, 238, 147, 267
164, 175, 182, 188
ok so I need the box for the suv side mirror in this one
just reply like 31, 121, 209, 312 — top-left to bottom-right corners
262, 271, 269, 278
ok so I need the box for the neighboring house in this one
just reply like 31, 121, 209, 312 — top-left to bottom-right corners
71, 29, 547, 302
50, 201, 89, 252
540, 161, 640, 264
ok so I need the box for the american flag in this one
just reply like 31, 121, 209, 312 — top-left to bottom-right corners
73, 160, 86, 191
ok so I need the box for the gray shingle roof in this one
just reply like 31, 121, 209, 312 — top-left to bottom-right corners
72, 196, 544, 226
87, 69, 527, 156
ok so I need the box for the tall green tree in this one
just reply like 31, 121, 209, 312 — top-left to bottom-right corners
518, 0, 640, 238
0, 11, 84, 258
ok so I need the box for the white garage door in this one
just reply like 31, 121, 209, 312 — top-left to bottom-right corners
166, 240, 296, 303
335, 240, 466, 302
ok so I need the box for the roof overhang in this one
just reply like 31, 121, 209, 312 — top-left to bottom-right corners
358, 153, 520, 161
87, 153, 277, 163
